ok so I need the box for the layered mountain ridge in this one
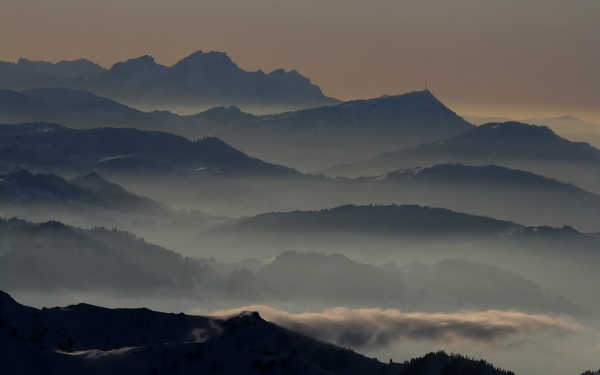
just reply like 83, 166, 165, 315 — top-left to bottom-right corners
0, 50, 339, 111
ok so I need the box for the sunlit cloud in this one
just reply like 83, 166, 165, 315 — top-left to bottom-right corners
208, 305, 582, 349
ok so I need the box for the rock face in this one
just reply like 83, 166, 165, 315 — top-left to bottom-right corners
0, 291, 515, 375
0, 51, 339, 111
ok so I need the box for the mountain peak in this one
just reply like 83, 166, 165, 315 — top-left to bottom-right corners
110, 54, 160, 73
174, 50, 238, 69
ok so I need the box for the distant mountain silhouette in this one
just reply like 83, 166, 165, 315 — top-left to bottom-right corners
204, 203, 600, 313
0, 291, 514, 375
3, 123, 598, 229
0, 122, 295, 177
206, 203, 597, 262
254, 251, 574, 313
0, 88, 176, 129
202, 90, 474, 170
0, 218, 210, 294
0, 169, 165, 214
325, 121, 600, 191
465, 114, 600, 148
0, 89, 473, 170
0, 58, 104, 89
361, 164, 600, 232
0, 51, 338, 111
523, 115, 600, 148
0, 169, 229, 250
222, 204, 521, 237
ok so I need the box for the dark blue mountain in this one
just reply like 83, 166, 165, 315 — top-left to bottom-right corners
0, 290, 515, 375
0, 50, 338, 111
325, 122, 600, 192
0, 88, 474, 170
0, 123, 295, 177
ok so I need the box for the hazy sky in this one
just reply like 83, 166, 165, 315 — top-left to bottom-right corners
1, 0, 599, 121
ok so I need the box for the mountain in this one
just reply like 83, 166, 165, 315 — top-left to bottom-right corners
0, 58, 104, 89
523, 115, 600, 148
0, 122, 302, 216
0, 51, 338, 112
361, 164, 600, 232
324, 122, 600, 191
0, 88, 177, 130
256, 251, 404, 305
253, 251, 574, 313
0, 122, 295, 177
0, 212, 573, 314
205, 203, 600, 313
223, 204, 521, 237
0, 169, 165, 214
4, 123, 598, 231
0, 89, 473, 170
466, 114, 600, 149
0, 169, 230, 254
0, 218, 211, 295
198, 90, 475, 170
0, 291, 514, 375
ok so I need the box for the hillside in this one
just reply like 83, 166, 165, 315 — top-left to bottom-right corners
225, 204, 521, 237
0, 169, 165, 214
0, 123, 295, 177
197, 90, 475, 170
325, 122, 600, 191
0, 218, 210, 294
0, 290, 515, 375
358, 164, 600, 231
252, 251, 574, 313
0, 89, 473, 170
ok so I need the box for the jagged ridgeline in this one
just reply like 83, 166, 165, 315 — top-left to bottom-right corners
0, 51, 339, 111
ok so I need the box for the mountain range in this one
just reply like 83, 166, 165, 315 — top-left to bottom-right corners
202, 203, 600, 314
212, 90, 473, 170
3, 124, 600, 231
0, 290, 515, 375
223, 204, 521, 238
0, 218, 211, 295
0, 122, 294, 177
253, 251, 574, 313
0, 213, 575, 314
0, 169, 165, 214
359, 163, 600, 232
325, 121, 600, 192
0, 169, 226, 238
0, 89, 474, 170
0, 51, 339, 112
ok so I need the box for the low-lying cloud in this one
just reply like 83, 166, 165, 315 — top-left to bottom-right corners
210, 306, 582, 349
